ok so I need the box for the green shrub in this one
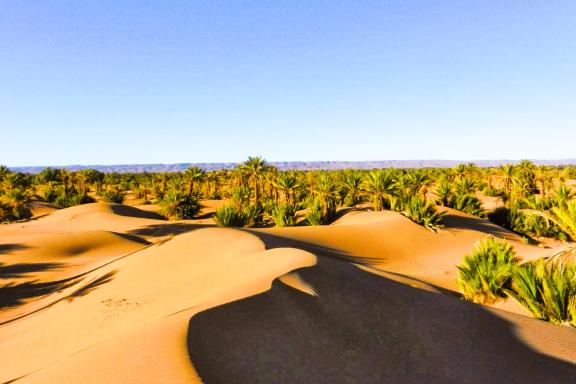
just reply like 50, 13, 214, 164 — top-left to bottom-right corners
231, 186, 252, 207
452, 194, 485, 217
389, 195, 408, 212
488, 207, 523, 231
483, 186, 506, 198
489, 205, 567, 240
403, 196, 445, 231
435, 179, 454, 206
507, 259, 576, 326
159, 191, 202, 220
0, 188, 32, 222
270, 203, 298, 227
305, 200, 324, 226
103, 189, 125, 204
214, 205, 248, 227
58, 192, 95, 207
243, 204, 264, 227
435, 181, 484, 217
42, 186, 59, 203
457, 236, 518, 304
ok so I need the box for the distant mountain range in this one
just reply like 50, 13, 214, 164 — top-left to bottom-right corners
8, 160, 576, 174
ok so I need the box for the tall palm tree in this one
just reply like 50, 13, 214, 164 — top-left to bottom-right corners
0, 165, 10, 182
76, 170, 92, 193
312, 173, 339, 222
364, 170, 395, 211
205, 171, 221, 198
534, 165, 548, 196
241, 156, 270, 203
185, 166, 206, 197
553, 185, 576, 207
0, 188, 31, 220
343, 171, 363, 207
157, 173, 170, 196
275, 172, 302, 205
499, 164, 516, 198
58, 169, 71, 196
408, 171, 431, 197
452, 164, 468, 180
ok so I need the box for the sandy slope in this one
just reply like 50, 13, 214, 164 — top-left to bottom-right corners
1, 203, 575, 383
253, 208, 559, 291
0, 204, 316, 383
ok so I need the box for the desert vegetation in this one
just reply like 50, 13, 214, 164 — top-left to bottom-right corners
2, 159, 576, 236
457, 236, 519, 304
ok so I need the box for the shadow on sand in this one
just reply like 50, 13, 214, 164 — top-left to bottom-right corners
68, 270, 117, 302
442, 213, 535, 242
244, 229, 383, 265
128, 223, 212, 238
0, 262, 65, 280
187, 244, 576, 383
0, 244, 29, 254
109, 204, 166, 220
0, 278, 78, 309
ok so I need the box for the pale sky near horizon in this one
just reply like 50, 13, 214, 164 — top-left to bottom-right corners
1, 1, 575, 166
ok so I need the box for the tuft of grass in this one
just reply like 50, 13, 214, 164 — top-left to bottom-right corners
457, 236, 518, 304
452, 194, 485, 217
103, 189, 125, 204
213, 204, 263, 227
159, 190, 202, 220
243, 204, 264, 227
305, 200, 324, 226
403, 196, 445, 231
270, 203, 298, 227
214, 205, 247, 227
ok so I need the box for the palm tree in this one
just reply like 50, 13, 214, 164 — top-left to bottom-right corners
343, 171, 364, 207
552, 185, 576, 207
408, 171, 431, 197
312, 173, 339, 223
241, 156, 270, 203
528, 201, 576, 241
455, 177, 476, 195
275, 172, 301, 205
185, 166, 205, 197
0, 165, 10, 182
157, 173, 170, 197
499, 164, 516, 198
0, 187, 32, 220
364, 170, 395, 211
534, 166, 548, 197
205, 171, 220, 199
58, 169, 71, 196
452, 164, 468, 180
76, 170, 92, 193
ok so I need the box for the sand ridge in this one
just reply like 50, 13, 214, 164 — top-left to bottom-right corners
1, 205, 317, 383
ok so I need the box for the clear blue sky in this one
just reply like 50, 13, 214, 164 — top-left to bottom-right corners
1, 1, 575, 166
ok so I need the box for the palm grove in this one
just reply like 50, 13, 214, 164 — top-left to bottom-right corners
1, 158, 576, 326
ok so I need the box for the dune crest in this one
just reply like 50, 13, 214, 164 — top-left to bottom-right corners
279, 271, 318, 296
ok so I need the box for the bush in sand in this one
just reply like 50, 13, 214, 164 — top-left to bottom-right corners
457, 236, 518, 304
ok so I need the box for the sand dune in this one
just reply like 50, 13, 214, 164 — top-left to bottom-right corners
253, 208, 558, 291
1, 203, 575, 383
0, 206, 316, 383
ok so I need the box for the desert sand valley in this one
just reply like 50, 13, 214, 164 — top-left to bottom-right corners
1, 161, 576, 383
